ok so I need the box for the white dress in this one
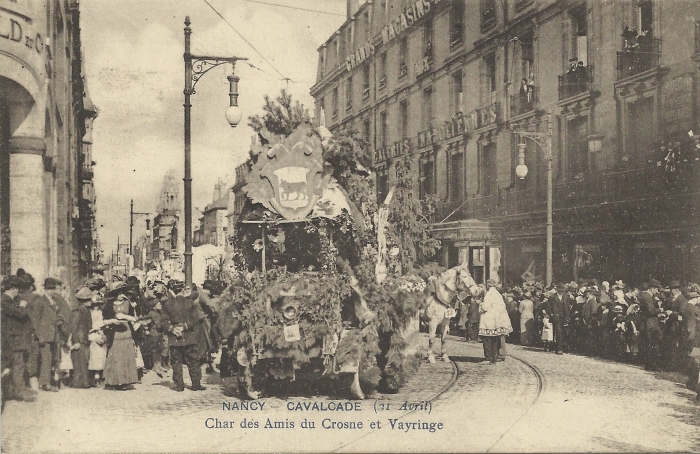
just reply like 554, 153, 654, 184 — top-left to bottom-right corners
478, 288, 513, 337
88, 309, 107, 371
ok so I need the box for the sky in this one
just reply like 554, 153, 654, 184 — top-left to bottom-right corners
81, 0, 346, 257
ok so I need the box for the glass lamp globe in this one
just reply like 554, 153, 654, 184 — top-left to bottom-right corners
225, 105, 242, 128
515, 164, 529, 179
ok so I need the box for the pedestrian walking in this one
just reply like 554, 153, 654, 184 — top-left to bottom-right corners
17, 270, 41, 391
69, 286, 93, 388
102, 283, 139, 390
519, 289, 535, 346
162, 280, 207, 391
478, 279, 512, 364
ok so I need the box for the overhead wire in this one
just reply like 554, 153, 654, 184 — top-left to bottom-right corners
244, 0, 345, 17
201, 0, 288, 81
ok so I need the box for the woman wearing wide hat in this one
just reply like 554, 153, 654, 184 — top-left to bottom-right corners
70, 287, 94, 388
102, 283, 139, 390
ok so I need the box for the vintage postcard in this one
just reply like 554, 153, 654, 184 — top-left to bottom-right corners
1, 0, 699, 452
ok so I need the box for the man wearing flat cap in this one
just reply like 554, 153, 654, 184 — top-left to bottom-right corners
543, 282, 571, 355
32, 277, 69, 392
639, 279, 663, 370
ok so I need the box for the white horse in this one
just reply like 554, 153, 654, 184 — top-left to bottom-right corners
422, 263, 478, 363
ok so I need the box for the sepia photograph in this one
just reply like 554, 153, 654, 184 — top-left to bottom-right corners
1, 0, 699, 452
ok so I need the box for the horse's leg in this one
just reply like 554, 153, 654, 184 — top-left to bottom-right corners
440, 317, 451, 362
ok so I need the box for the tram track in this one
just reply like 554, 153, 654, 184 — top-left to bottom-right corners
484, 350, 547, 452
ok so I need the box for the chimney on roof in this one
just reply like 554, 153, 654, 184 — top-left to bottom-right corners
213, 182, 222, 202
347, 0, 359, 19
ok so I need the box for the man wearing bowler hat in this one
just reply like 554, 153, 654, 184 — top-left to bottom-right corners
544, 283, 571, 355
639, 279, 663, 370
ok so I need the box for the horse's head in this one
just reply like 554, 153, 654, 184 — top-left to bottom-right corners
454, 264, 479, 296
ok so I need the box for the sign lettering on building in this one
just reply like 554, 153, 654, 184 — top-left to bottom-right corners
0, 15, 44, 54
414, 57, 431, 77
380, 0, 442, 46
416, 103, 500, 149
375, 139, 411, 163
346, 41, 375, 71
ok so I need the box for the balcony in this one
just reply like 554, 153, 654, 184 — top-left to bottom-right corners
434, 164, 699, 221
510, 86, 538, 117
362, 85, 370, 102
617, 38, 661, 80
558, 65, 593, 100
378, 74, 387, 90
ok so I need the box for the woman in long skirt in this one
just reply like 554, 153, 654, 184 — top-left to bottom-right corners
102, 290, 139, 390
519, 290, 535, 346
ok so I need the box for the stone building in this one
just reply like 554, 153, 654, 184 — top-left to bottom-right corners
196, 181, 229, 248
311, 0, 700, 285
1, 0, 99, 287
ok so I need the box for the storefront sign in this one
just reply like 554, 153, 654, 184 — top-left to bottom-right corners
380, 0, 442, 46
375, 139, 411, 163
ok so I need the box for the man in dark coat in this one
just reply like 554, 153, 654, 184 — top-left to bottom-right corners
2, 275, 37, 401
162, 281, 206, 391
16, 272, 42, 391
639, 280, 663, 370
668, 280, 694, 368
33, 277, 66, 392
467, 296, 481, 342
543, 283, 571, 355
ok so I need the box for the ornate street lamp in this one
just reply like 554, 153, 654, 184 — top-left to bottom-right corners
183, 16, 247, 286
513, 111, 553, 286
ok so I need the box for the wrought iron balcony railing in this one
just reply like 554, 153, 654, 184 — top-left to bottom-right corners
510, 86, 538, 117
617, 38, 661, 80
558, 65, 593, 100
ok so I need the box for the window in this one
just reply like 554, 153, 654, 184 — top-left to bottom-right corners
483, 53, 497, 103
346, 76, 353, 110
319, 97, 326, 124
399, 38, 408, 79
420, 159, 435, 199
339, 31, 346, 60
570, 7, 588, 66
424, 19, 434, 60
399, 100, 409, 139
319, 51, 325, 78
638, 0, 653, 37
567, 116, 588, 178
627, 96, 655, 167
452, 70, 464, 115
362, 65, 370, 101
363, 119, 371, 144
332, 87, 339, 118
448, 151, 465, 202
422, 87, 434, 129
520, 33, 534, 82
364, 12, 370, 41
481, 0, 496, 31
478, 143, 497, 196
379, 110, 388, 148
450, 0, 465, 46
379, 53, 387, 89
377, 169, 389, 204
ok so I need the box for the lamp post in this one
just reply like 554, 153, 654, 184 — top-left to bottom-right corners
183, 16, 247, 286
514, 111, 553, 286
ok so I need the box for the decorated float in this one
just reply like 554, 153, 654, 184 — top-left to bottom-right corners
216, 121, 441, 400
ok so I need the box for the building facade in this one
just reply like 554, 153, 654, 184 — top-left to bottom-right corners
311, 0, 700, 285
1, 0, 99, 288
195, 181, 229, 248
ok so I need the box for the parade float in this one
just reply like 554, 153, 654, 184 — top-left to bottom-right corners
217, 108, 442, 399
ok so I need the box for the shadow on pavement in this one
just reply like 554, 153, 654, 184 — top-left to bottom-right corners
449, 355, 485, 364
659, 398, 700, 453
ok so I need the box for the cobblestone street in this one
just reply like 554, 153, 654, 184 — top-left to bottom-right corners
2, 334, 699, 453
